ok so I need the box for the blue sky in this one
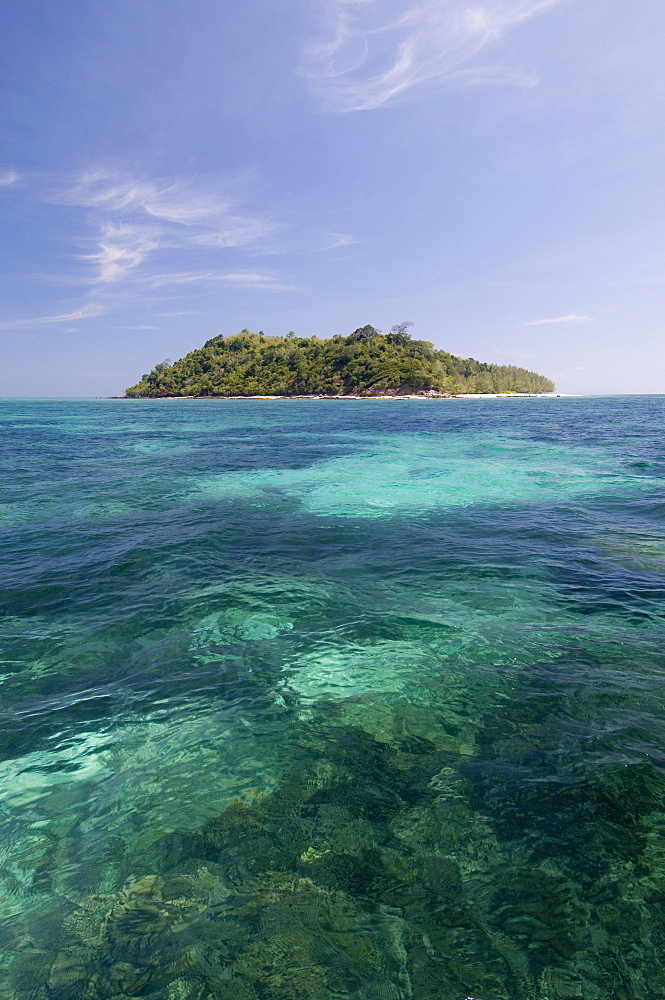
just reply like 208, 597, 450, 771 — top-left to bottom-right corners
1, 0, 664, 395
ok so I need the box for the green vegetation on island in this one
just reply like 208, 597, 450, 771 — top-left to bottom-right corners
125, 324, 555, 397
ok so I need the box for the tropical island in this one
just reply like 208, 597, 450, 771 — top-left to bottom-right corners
125, 324, 555, 397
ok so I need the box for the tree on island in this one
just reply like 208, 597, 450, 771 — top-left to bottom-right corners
387, 322, 413, 346
125, 325, 555, 397
348, 325, 381, 342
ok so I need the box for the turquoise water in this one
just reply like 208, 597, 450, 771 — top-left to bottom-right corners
1, 396, 665, 999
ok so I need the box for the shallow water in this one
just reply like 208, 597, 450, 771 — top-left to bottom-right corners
1, 396, 665, 999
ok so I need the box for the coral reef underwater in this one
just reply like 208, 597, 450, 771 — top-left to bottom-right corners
7, 686, 665, 1000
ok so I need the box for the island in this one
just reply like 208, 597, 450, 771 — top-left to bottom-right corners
125, 325, 555, 398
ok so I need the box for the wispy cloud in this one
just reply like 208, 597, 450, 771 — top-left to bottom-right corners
58, 169, 276, 283
83, 223, 162, 283
64, 169, 233, 224
149, 270, 292, 290
526, 314, 592, 325
317, 232, 358, 251
0, 302, 103, 330
219, 272, 291, 288
191, 223, 275, 248
305, 0, 567, 111
0, 170, 21, 187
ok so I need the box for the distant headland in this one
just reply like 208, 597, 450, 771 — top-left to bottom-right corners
124, 325, 555, 398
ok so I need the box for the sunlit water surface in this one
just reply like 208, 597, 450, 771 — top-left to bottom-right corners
1, 396, 665, 1000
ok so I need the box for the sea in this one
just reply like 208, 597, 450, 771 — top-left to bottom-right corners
1, 395, 665, 1000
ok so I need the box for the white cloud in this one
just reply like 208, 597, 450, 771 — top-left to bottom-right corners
83, 223, 162, 283
219, 272, 290, 288
191, 220, 275, 248
305, 0, 568, 111
149, 270, 290, 290
0, 302, 103, 330
64, 169, 231, 224
526, 314, 592, 325
317, 232, 358, 250
149, 271, 218, 287
58, 169, 276, 283
0, 170, 21, 187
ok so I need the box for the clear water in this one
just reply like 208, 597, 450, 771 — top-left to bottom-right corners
1, 396, 665, 1000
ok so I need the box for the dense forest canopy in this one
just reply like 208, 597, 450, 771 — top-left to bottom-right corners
125, 326, 555, 397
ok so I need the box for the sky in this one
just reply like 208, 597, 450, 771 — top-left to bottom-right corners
1, 0, 664, 396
